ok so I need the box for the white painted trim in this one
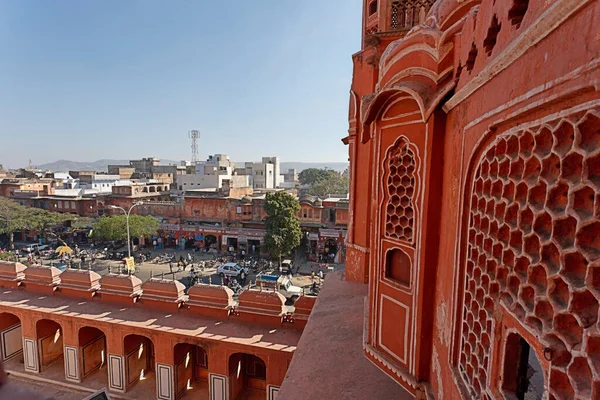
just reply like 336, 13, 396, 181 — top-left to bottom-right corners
463, 57, 600, 131
378, 294, 410, 365
209, 373, 228, 400
108, 354, 125, 392
64, 345, 79, 382
382, 68, 439, 90
1, 323, 22, 362
156, 363, 174, 400
267, 385, 280, 400
23, 337, 38, 373
365, 344, 419, 390
444, 0, 594, 111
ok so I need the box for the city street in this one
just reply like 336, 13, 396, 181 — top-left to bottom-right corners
14, 245, 344, 298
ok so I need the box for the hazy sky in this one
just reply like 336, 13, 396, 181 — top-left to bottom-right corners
0, 1, 361, 168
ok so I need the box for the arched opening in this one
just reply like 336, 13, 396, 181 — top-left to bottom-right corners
228, 353, 266, 400
385, 248, 411, 286
0, 313, 22, 367
502, 333, 544, 400
124, 334, 155, 392
78, 326, 107, 384
173, 343, 209, 399
323, 238, 338, 262
368, 0, 378, 15
149, 186, 156, 193
204, 235, 217, 252
36, 319, 63, 372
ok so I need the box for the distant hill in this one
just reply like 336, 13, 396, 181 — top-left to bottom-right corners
34, 159, 180, 172
34, 159, 349, 173
279, 162, 348, 173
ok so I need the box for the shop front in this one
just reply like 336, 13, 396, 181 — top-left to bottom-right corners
306, 232, 319, 262
220, 229, 265, 255
318, 229, 346, 264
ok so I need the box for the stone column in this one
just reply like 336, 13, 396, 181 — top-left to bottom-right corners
22, 337, 39, 373
154, 338, 175, 400
208, 346, 229, 400
20, 318, 38, 373
62, 327, 80, 383
106, 336, 125, 393
266, 353, 287, 400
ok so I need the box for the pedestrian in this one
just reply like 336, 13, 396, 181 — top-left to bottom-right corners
169, 262, 174, 273
153, 240, 157, 251
240, 270, 246, 286
318, 269, 324, 280
80, 253, 86, 267
223, 274, 229, 286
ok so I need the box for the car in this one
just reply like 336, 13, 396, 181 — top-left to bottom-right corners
256, 274, 303, 299
23, 243, 49, 253
217, 262, 249, 278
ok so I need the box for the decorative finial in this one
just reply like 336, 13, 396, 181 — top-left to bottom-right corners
108, 265, 112, 275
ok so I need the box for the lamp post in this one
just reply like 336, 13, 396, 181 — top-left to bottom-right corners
109, 202, 144, 258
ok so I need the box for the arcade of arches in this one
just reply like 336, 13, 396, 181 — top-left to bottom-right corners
0, 263, 302, 400
336, 0, 600, 399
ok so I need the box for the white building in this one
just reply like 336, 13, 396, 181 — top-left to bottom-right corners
240, 157, 282, 189
176, 174, 250, 191
175, 154, 251, 191
195, 154, 236, 176
78, 174, 121, 193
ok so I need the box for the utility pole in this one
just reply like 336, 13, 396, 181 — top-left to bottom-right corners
189, 130, 200, 164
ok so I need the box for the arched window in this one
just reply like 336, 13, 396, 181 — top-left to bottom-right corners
369, 1, 378, 15
384, 137, 417, 242
502, 333, 544, 399
385, 248, 411, 286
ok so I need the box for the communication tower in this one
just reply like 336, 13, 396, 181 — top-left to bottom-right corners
188, 130, 200, 164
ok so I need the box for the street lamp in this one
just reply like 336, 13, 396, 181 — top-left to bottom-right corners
109, 202, 144, 258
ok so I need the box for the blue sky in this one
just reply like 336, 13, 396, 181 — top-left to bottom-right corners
0, 1, 361, 168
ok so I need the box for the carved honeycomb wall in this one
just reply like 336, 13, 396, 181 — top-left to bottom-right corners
385, 137, 416, 242
459, 110, 600, 399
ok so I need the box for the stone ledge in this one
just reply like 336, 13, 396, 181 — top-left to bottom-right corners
278, 270, 413, 400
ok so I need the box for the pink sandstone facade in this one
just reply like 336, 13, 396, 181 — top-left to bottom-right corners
342, 0, 600, 399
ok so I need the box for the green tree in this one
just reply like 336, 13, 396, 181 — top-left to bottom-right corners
0, 198, 28, 249
308, 170, 349, 197
263, 191, 302, 266
0, 199, 83, 249
91, 214, 160, 242
298, 168, 331, 186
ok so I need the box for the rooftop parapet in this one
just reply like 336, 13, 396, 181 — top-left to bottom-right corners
57, 267, 102, 299
97, 272, 143, 304
233, 288, 287, 328
185, 282, 235, 319
140, 276, 187, 311
0, 261, 27, 289
22, 264, 62, 294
